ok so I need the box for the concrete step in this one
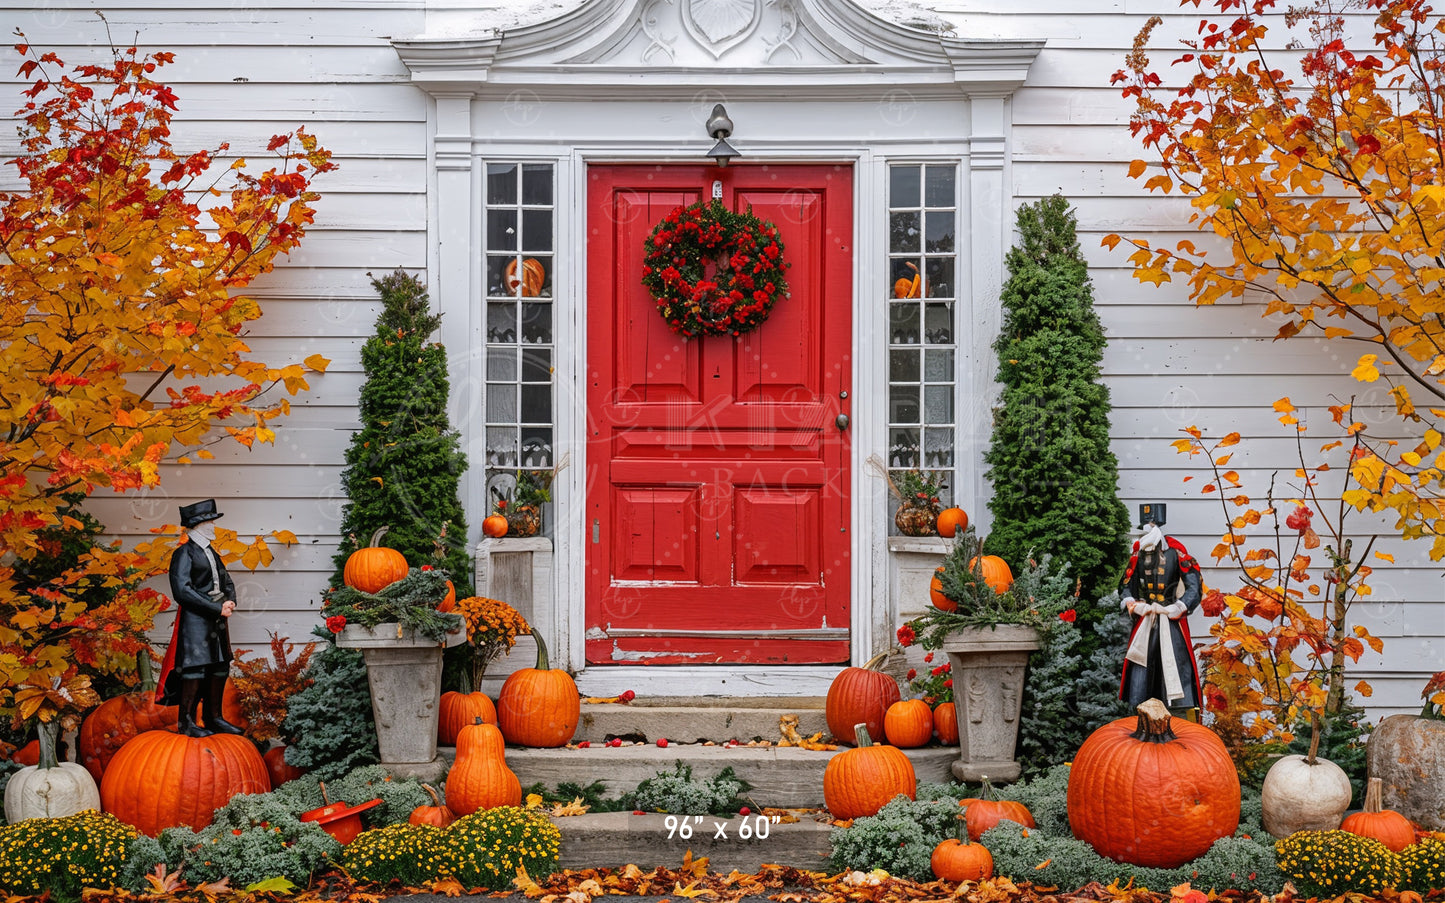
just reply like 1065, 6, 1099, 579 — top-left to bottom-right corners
573, 698, 829, 744
551, 811, 835, 873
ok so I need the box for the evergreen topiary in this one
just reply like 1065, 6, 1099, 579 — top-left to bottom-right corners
982, 195, 1130, 603
331, 270, 472, 594
279, 631, 379, 780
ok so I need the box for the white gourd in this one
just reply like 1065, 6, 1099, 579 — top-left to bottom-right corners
1260, 721, 1352, 838
3, 722, 101, 822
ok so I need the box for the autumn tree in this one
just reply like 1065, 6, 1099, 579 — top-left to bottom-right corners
1108, 0, 1445, 557
0, 33, 332, 729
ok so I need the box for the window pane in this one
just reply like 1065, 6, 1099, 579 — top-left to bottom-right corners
486, 384, 517, 422
521, 302, 552, 344
890, 165, 920, 208
487, 164, 517, 205
521, 384, 552, 424
890, 349, 919, 382
890, 386, 919, 425
924, 210, 954, 254
521, 428, 553, 468
924, 349, 954, 382
522, 209, 553, 253
924, 303, 952, 345
487, 302, 516, 342
924, 428, 954, 468
889, 211, 920, 255
924, 385, 953, 423
487, 349, 517, 381
889, 303, 919, 344
522, 347, 551, 382
486, 427, 518, 467
924, 165, 956, 207
487, 209, 518, 252
522, 164, 553, 205
889, 428, 920, 469
486, 256, 515, 297
925, 258, 955, 300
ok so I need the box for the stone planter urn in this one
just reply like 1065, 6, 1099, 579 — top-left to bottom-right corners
336, 622, 466, 781
940, 625, 1039, 783
1366, 713, 1445, 829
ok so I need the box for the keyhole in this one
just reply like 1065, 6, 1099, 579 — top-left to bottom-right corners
713, 365, 721, 379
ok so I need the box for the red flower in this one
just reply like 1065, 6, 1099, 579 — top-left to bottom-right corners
1201, 589, 1227, 617
420, 564, 433, 571
1059, 608, 1077, 623
923, 651, 933, 663
906, 668, 918, 681
325, 615, 347, 634
896, 623, 916, 647
943, 679, 953, 688
1285, 504, 1312, 532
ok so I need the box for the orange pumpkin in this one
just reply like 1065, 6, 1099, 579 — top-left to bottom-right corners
77, 655, 180, 780
482, 514, 509, 538
884, 699, 934, 748
505, 258, 546, 297
930, 837, 993, 882
967, 555, 1014, 594
409, 783, 456, 828
437, 580, 457, 613
447, 720, 521, 815
1341, 777, 1416, 852
933, 702, 959, 745
100, 731, 269, 835
823, 723, 916, 819
936, 508, 968, 538
220, 677, 249, 732
497, 633, 579, 748
929, 567, 955, 612
10, 739, 38, 767
264, 745, 306, 788
343, 526, 409, 593
893, 277, 915, 299
439, 690, 497, 746
825, 652, 902, 746
1067, 699, 1240, 869
959, 778, 1035, 840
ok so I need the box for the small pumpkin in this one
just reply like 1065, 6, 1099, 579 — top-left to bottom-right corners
893, 276, 915, 299
929, 567, 955, 612
505, 257, 546, 297
264, 745, 306, 788
967, 555, 1014, 594
10, 740, 39, 767
343, 526, 409, 593
958, 777, 1035, 840
409, 782, 456, 828
101, 730, 269, 835
1341, 776, 1416, 852
933, 701, 959, 745
1261, 715, 1353, 838
3, 722, 100, 823
482, 514, 509, 538
77, 654, 179, 780
936, 507, 968, 538
823, 723, 916, 819
447, 720, 522, 815
825, 652, 902, 746
1067, 698, 1240, 869
437, 580, 457, 613
439, 690, 497, 746
930, 836, 993, 882
884, 699, 934, 749
497, 632, 579, 748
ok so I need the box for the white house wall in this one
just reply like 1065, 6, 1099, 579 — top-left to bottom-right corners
2, 0, 1439, 721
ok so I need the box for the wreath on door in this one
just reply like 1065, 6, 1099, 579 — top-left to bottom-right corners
641, 200, 789, 337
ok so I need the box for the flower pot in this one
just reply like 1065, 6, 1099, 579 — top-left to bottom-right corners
939, 625, 1039, 782
335, 622, 466, 774
894, 505, 938, 537
507, 505, 542, 537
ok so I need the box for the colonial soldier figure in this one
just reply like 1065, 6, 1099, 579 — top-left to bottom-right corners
1119, 503, 1203, 711
157, 499, 245, 737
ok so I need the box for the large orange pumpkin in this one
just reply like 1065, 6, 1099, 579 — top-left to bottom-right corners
497, 633, 579, 747
264, 745, 306, 787
959, 779, 1035, 840
825, 652, 901, 746
342, 527, 409, 593
931, 837, 993, 882
823, 723, 916, 819
447, 721, 522, 815
1067, 699, 1240, 869
1341, 777, 1416, 852
884, 699, 934, 749
967, 555, 1013, 594
933, 702, 959, 745
78, 655, 179, 780
439, 691, 497, 746
100, 731, 269, 835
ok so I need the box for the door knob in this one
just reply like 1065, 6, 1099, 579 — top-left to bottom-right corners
836, 413, 850, 430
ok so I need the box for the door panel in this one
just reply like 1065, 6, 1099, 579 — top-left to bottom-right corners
586, 164, 853, 664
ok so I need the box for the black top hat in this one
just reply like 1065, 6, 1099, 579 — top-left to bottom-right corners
1138, 502, 1167, 529
179, 499, 224, 529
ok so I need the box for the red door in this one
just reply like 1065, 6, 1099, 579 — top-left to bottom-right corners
585, 164, 853, 665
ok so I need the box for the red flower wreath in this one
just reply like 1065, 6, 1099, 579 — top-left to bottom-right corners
641, 200, 789, 337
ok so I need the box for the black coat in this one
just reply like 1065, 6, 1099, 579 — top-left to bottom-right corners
1120, 537, 1203, 709
164, 539, 235, 673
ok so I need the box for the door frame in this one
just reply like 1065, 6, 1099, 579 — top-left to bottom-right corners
557, 146, 882, 696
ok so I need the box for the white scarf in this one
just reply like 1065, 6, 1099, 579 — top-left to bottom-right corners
1125, 528, 1185, 703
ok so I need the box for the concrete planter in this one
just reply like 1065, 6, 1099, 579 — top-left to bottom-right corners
939, 625, 1040, 783
335, 622, 466, 781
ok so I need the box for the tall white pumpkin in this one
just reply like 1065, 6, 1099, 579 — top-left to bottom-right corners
1260, 724, 1353, 838
3, 722, 101, 823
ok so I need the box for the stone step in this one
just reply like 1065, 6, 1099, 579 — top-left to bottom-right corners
573, 698, 829, 745
552, 811, 835, 873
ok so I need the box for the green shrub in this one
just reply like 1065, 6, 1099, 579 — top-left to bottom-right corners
341, 823, 447, 887
270, 764, 429, 828
991, 763, 1070, 836
280, 634, 380, 781
829, 796, 960, 880
155, 794, 340, 889
0, 810, 138, 901
443, 806, 561, 891
1397, 836, 1445, 893
632, 763, 745, 815
1275, 830, 1400, 897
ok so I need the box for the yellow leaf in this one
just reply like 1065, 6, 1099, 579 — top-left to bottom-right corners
1374, 551, 1395, 562
1273, 398, 1295, 413
303, 353, 330, 372
1102, 234, 1122, 251
1218, 432, 1241, 448
673, 881, 711, 898
1128, 159, 1148, 179
1354, 681, 1374, 698
272, 530, 299, 545
525, 793, 545, 810
1352, 354, 1381, 382
513, 865, 544, 898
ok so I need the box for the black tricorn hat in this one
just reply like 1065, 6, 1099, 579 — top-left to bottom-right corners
1138, 502, 1166, 528
179, 499, 224, 529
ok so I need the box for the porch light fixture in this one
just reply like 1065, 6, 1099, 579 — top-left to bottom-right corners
705, 103, 741, 167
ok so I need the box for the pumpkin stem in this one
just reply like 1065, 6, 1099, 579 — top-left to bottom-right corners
853, 723, 875, 747
459, 665, 474, 695
1305, 711, 1322, 765
422, 782, 444, 807
319, 781, 331, 805
36, 719, 60, 771
367, 526, 390, 548
1130, 698, 1177, 744
979, 776, 997, 801
1363, 776, 1383, 814
861, 651, 890, 672
534, 630, 551, 671
137, 649, 156, 693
